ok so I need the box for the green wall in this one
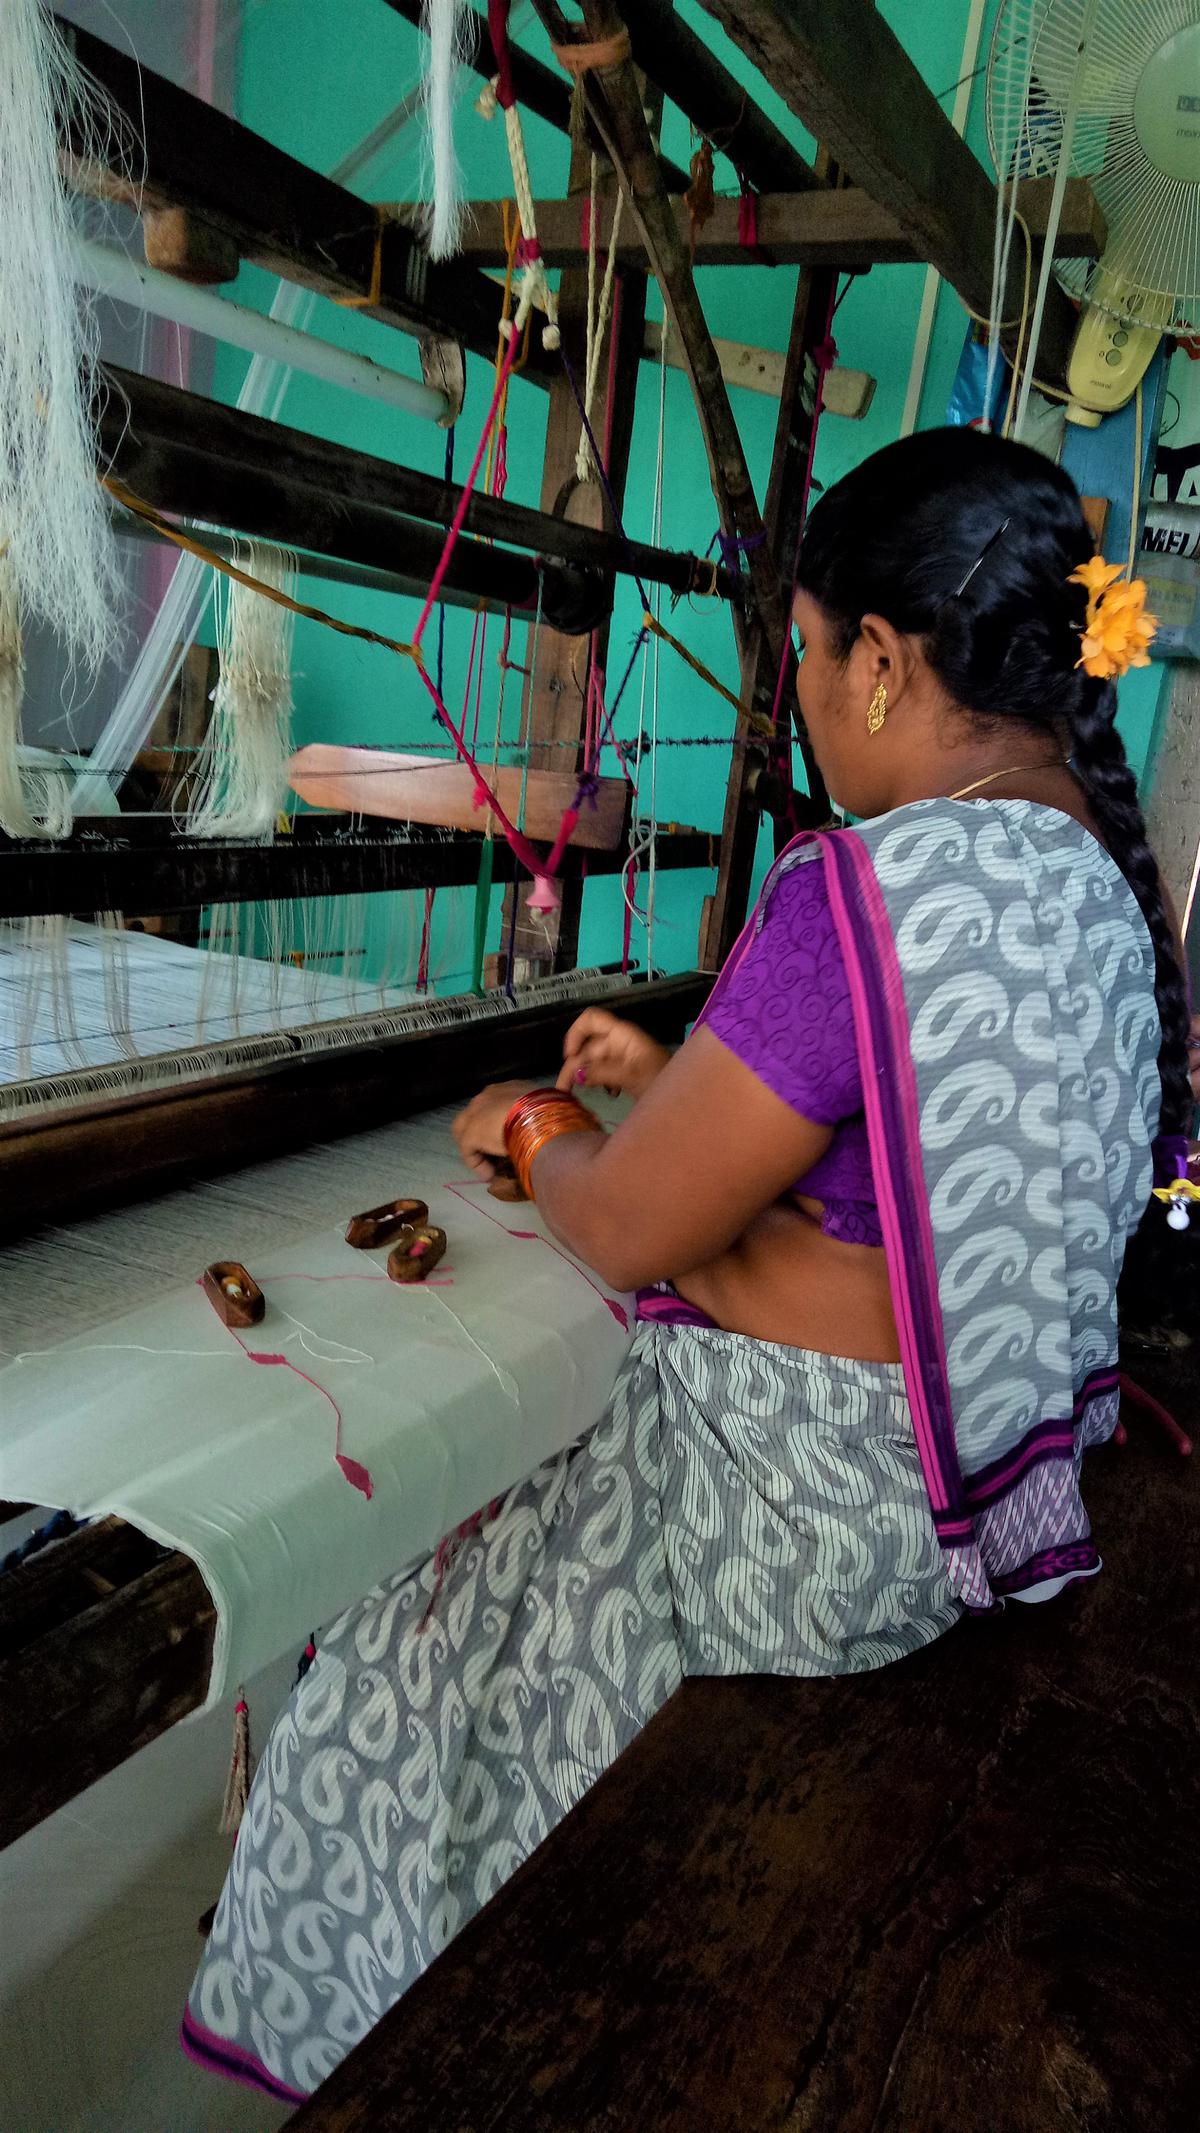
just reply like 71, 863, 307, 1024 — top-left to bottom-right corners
224, 0, 1167, 985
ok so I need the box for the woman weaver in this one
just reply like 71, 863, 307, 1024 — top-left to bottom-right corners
184, 429, 1194, 2104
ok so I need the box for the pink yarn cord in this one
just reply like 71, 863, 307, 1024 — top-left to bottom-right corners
413, 334, 520, 651
226, 1327, 374, 1500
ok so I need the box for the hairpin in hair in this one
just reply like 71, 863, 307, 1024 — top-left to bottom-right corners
953, 519, 1011, 600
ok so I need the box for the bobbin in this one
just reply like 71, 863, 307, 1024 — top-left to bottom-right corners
345, 1197, 429, 1250
386, 1225, 449, 1284
202, 1262, 265, 1327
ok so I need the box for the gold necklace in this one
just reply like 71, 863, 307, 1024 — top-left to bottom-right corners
947, 761, 1064, 802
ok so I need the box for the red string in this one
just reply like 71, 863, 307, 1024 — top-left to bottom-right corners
413, 334, 520, 651
487, 0, 517, 110
218, 1319, 374, 1501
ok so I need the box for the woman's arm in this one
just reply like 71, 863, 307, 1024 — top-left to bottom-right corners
453, 1029, 833, 1293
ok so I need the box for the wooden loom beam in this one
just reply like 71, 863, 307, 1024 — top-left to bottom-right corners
0, 1518, 216, 1853
98, 367, 738, 615
702, 253, 838, 967
432, 177, 1108, 272
620, 0, 817, 195
59, 16, 555, 381
530, 0, 828, 963
0, 974, 713, 1245
0, 823, 719, 922
696, 0, 1081, 386
536, 0, 787, 640
499, 75, 657, 983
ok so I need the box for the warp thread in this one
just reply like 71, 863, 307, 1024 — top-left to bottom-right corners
421, 0, 472, 262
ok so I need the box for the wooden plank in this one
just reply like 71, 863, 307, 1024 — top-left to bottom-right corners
0, 822, 716, 922
287, 747, 630, 849
98, 366, 736, 613
57, 18, 553, 380
438, 178, 1106, 271
0, 975, 713, 1244
286, 1355, 1200, 2131
0, 1518, 216, 1852
696, 0, 1082, 387
702, 253, 838, 969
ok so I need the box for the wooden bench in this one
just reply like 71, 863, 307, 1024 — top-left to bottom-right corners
287, 1349, 1199, 2131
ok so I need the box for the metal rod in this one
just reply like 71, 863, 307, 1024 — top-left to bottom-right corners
76, 238, 450, 422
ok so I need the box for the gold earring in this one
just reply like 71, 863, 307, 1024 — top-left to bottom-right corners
867, 682, 888, 735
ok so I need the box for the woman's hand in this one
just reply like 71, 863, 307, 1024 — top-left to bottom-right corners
452, 1080, 538, 1182
556, 1009, 671, 1100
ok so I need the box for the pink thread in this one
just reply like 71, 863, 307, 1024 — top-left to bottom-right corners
443, 1183, 630, 1330
223, 1315, 375, 1500
527, 874, 561, 915
413, 334, 520, 650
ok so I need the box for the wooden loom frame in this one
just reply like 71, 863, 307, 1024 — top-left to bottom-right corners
0, 0, 1105, 1847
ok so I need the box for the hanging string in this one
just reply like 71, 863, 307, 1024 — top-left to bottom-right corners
486, 0, 560, 350
436, 424, 455, 701
576, 161, 627, 484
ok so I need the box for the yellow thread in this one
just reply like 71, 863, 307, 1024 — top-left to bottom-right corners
334, 209, 386, 311
642, 611, 775, 738
104, 477, 421, 666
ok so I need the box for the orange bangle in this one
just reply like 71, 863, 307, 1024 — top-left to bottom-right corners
504, 1090, 603, 1200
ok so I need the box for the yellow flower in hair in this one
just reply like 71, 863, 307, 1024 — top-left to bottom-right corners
1068, 556, 1159, 681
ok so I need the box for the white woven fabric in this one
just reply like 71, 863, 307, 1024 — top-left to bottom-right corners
0, 1106, 632, 1707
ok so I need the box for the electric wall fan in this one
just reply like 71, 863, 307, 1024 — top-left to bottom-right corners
986, 0, 1200, 424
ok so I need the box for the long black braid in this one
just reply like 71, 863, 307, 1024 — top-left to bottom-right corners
797, 427, 1193, 1314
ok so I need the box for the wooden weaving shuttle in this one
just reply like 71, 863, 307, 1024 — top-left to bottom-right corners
345, 1197, 429, 1249
202, 1261, 265, 1327
287, 745, 628, 850
386, 1224, 448, 1284
486, 1161, 529, 1204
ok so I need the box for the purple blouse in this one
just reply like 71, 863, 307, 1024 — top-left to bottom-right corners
636, 851, 880, 1330
705, 851, 880, 1247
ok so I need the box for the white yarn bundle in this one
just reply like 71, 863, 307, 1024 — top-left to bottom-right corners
0, 0, 120, 670
185, 548, 298, 840
420, 0, 472, 263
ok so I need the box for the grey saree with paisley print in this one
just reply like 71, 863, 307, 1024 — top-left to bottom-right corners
183, 797, 1160, 2104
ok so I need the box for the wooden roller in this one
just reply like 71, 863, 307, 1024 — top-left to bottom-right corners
486, 1162, 529, 1204
287, 745, 629, 851
346, 1198, 429, 1249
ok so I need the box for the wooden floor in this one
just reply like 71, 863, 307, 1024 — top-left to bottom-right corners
290, 1345, 1200, 2133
